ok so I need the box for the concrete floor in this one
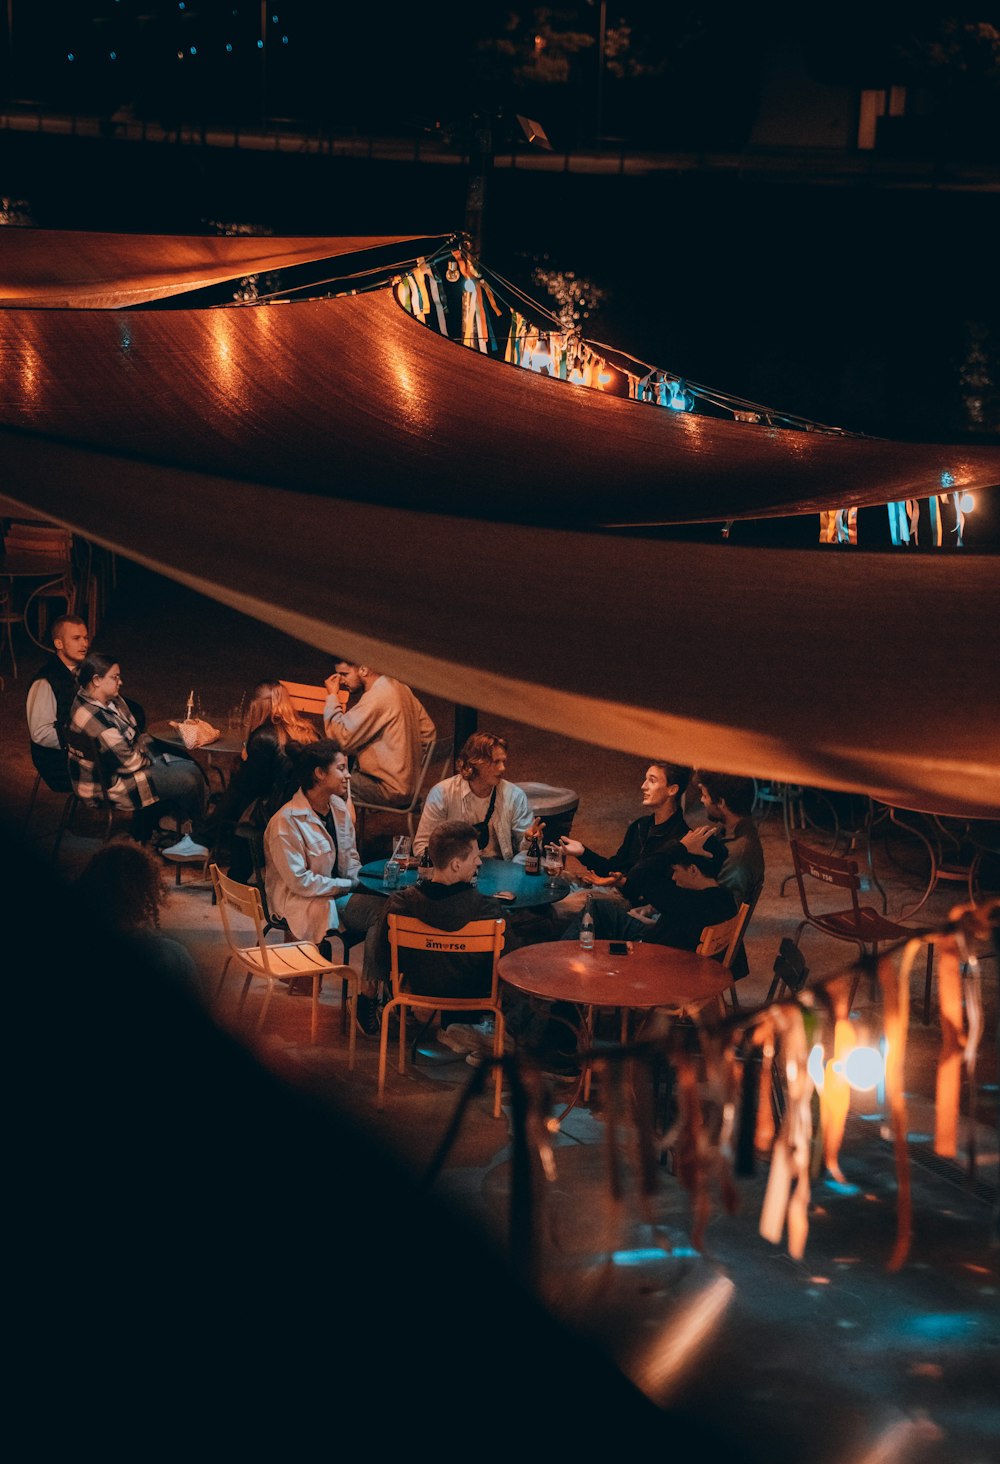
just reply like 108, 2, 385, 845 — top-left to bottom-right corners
5, 560, 999, 1463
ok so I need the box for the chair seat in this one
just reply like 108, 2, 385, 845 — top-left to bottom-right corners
236, 940, 340, 980
809, 906, 910, 945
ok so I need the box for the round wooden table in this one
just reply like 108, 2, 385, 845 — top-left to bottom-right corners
499, 939, 733, 1124
147, 720, 243, 791
499, 938, 732, 1011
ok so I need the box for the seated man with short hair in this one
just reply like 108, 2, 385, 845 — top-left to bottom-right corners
322, 659, 435, 808
563, 841, 735, 952
374, 819, 504, 1000
26, 614, 91, 792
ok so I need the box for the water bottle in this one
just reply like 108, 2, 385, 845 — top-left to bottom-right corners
579, 896, 595, 951
383, 852, 400, 889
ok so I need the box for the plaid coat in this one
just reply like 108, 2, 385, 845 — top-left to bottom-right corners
68, 694, 157, 810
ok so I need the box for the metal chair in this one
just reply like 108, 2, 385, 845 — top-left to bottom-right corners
696, 902, 751, 1014
3, 520, 76, 649
278, 679, 343, 722
234, 807, 363, 1033
209, 864, 358, 1058
380, 914, 507, 1116
54, 725, 144, 857
354, 734, 453, 844
789, 838, 932, 1011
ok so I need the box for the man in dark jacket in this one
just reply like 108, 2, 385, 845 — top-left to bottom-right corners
557, 760, 691, 917
25, 614, 91, 791
375, 819, 503, 998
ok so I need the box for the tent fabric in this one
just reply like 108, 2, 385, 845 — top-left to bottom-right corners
0, 229, 443, 308
0, 284, 997, 526
2, 428, 999, 819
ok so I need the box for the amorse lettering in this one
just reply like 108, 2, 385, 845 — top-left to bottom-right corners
427, 940, 467, 950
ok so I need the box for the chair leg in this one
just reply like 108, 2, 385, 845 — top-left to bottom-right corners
310, 972, 320, 1045
492, 1009, 506, 1118
377, 997, 399, 1109
214, 954, 234, 1004
922, 944, 935, 1026
237, 971, 254, 1015
255, 977, 274, 1033
52, 794, 78, 860
340, 975, 349, 1036
21, 772, 41, 834
347, 980, 357, 1071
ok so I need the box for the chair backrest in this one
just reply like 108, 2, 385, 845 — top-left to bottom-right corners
387, 914, 505, 1002
279, 679, 346, 718
354, 734, 454, 817
4, 520, 72, 562
772, 936, 809, 994
697, 902, 751, 968
789, 839, 863, 920
209, 863, 273, 962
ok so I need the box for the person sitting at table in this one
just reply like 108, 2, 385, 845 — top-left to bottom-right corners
221, 680, 320, 879
413, 732, 539, 861
263, 740, 386, 1036
25, 614, 91, 793
26, 615, 148, 794
68, 653, 207, 857
556, 760, 692, 916
374, 819, 504, 1003
322, 658, 436, 808
562, 841, 736, 953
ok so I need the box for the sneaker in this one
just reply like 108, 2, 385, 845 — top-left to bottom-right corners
160, 834, 209, 859
437, 1024, 482, 1054
354, 994, 380, 1039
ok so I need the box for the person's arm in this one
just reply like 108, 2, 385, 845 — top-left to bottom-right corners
265, 819, 350, 898
26, 680, 61, 749
416, 698, 436, 748
323, 686, 385, 751
412, 781, 447, 856
332, 798, 362, 884
509, 786, 535, 856
96, 708, 151, 777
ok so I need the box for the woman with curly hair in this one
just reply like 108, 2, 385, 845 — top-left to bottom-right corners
76, 841, 198, 988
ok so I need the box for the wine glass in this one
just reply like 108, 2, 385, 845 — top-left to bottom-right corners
543, 843, 564, 887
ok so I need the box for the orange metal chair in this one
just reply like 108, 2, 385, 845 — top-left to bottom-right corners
381, 914, 506, 1116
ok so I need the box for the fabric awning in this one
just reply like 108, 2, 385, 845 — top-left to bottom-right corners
2, 428, 998, 818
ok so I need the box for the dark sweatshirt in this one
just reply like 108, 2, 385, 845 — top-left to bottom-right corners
376, 880, 504, 997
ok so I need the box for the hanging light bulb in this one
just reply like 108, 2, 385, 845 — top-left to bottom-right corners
959, 492, 975, 513
445, 258, 460, 283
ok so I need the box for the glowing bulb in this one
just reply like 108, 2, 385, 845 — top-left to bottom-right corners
959, 492, 975, 513
445, 258, 460, 283
807, 1043, 826, 1091
841, 1046, 884, 1092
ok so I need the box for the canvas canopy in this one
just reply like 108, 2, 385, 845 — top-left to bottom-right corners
2, 231, 999, 817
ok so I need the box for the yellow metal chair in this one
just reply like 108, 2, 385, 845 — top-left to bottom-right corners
210, 863, 359, 1060
278, 678, 346, 720
696, 901, 751, 1015
380, 914, 506, 1116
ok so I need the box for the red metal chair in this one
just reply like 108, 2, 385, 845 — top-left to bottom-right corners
789, 839, 933, 1012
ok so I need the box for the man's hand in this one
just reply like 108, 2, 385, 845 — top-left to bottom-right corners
681, 823, 722, 856
323, 672, 342, 696
580, 870, 624, 889
559, 836, 585, 858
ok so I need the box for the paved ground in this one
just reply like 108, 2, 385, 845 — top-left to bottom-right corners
5, 559, 998, 1463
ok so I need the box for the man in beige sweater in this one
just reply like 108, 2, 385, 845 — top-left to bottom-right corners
323, 659, 436, 808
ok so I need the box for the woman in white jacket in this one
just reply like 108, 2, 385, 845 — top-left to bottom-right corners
263, 741, 384, 1035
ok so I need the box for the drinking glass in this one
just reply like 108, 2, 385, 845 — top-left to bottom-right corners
543, 844, 564, 886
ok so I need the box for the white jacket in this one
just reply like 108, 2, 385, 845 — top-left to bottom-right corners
264, 790, 360, 944
412, 775, 533, 862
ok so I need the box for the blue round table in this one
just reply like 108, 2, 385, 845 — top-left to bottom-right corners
358, 857, 571, 908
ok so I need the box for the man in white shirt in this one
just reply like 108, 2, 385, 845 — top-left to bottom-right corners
322, 659, 436, 808
413, 732, 538, 861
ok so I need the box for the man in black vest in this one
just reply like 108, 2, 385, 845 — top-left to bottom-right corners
25, 614, 90, 791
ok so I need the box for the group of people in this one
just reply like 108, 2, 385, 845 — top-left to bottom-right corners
27, 622, 765, 1060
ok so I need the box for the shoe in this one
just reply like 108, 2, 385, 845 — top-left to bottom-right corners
158, 815, 180, 833
355, 994, 380, 1039
160, 834, 209, 859
437, 1023, 482, 1054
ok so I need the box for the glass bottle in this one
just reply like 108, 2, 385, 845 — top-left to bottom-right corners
579, 896, 595, 951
